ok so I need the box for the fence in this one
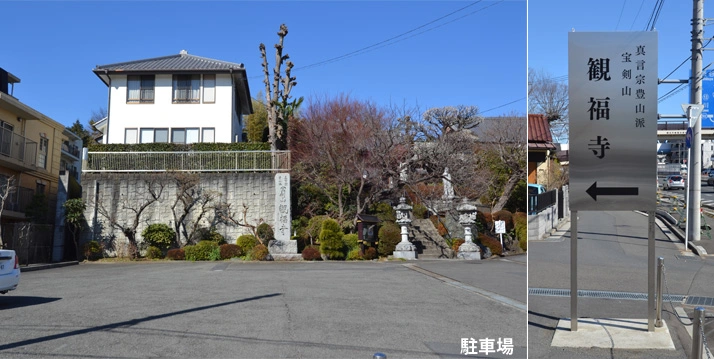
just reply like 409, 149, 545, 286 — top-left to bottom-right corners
529, 189, 557, 215
1, 223, 54, 265
84, 150, 291, 173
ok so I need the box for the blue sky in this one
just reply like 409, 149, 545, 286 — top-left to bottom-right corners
529, 0, 702, 127
0, 1, 526, 129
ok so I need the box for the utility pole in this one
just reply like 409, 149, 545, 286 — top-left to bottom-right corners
687, 0, 704, 243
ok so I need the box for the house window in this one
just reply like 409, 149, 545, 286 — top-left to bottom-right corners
202, 128, 215, 143
125, 128, 138, 144
172, 129, 186, 143
36, 182, 45, 195
140, 128, 168, 143
172, 75, 200, 103
38, 137, 48, 169
127, 75, 155, 103
203, 74, 216, 103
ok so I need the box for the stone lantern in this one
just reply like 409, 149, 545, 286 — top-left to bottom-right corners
456, 198, 481, 260
393, 197, 416, 260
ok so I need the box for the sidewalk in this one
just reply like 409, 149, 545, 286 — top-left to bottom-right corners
19, 261, 78, 272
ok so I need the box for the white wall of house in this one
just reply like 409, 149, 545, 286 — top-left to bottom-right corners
105, 74, 242, 144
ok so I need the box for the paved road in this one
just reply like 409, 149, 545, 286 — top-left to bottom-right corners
0, 259, 527, 359
529, 210, 714, 358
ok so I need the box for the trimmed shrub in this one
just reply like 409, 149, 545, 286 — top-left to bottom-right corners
492, 210, 514, 232
346, 248, 363, 260
250, 244, 270, 261
236, 234, 260, 253
478, 233, 503, 256
256, 223, 275, 245
141, 223, 175, 250
220, 244, 243, 259
476, 211, 493, 234
206, 229, 226, 244
184, 240, 220, 261
82, 240, 102, 260
166, 248, 185, 260
319, 219, 345, 260
302, 245, 321, 261
373, 202, 396, 222
412, 203, 428, 219
451, 238, 465, 252
514, 211, 527, 252
519, 237, 528, 251
146, 246, 164, 259
378, 222, 401, 257
364, 247, 378, 260
342, 233, 359, 252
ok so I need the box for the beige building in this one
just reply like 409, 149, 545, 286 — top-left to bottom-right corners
0, 67, 77, 228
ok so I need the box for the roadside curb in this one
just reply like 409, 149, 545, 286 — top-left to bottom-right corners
655, 212, 709, 256
20, 261, 79, 272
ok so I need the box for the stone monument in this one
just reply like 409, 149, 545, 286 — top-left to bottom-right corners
456, 198, 481, 260
392, 197, 417, 260
268, 173, 300, 260
442, 167, 455, 200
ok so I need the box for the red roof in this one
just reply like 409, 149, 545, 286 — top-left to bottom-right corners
528, 114, 556, 150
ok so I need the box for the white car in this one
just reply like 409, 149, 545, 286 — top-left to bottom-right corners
0, 250, 19, 294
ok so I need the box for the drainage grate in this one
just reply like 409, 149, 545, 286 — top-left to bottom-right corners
529, 288, 686, 302
685, 296, 714, 306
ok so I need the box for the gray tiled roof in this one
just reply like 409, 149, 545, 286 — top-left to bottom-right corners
94, 50, 245, 72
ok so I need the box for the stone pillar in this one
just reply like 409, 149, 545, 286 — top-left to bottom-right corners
268, 172, 300, 260
392, 197, 416, 260
456, 198, 481, 260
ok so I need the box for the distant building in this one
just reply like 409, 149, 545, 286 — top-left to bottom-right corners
92, 50, 253, 144
527, 114, 557, 186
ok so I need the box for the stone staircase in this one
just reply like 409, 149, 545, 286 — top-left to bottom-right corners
409, 219, 454, 259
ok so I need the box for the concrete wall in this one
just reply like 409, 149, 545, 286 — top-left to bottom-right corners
528, 185, 569, 240
80, 172, 276, 255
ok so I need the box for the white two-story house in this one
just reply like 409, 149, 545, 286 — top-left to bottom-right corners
93, 50, 253, 144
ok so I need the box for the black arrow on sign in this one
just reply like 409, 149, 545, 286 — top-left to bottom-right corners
586, 182, 639, 201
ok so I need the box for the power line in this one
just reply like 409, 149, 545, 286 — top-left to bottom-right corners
630, 0, 646, 30
480, 97, 525, 114
615, 0, 628, 31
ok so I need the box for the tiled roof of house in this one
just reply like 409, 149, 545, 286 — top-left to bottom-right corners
94, 50, 245, 72
528, 113, 556, 150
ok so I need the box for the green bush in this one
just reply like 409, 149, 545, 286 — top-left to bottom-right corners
82, 240, 102, 260
166, 248, 185, 260
373, 202, 396, 222
220, 244, 242, 259
519, 237, 527, 251
236, 234, 259, 253
514, 211, 527, 252
250, 244, 270, 261
141, 223, 175, 249
87, 142, 270, 152
346, 248, 363, 260
378, 222, 401, 257
319, 219, 345, 260
342, 233, 359, 252
146, 246, 164, 259
302, 246, 321, 260
412, 203, 428, 219
206, 229, 226, 244
256, 223, 274, 245
184, 240, 220, 261
306, 215, 329, 244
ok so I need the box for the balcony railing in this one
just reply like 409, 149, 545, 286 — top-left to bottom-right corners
5, 186, 34, 213
0, 128, 37, 167
61, 141, 81, 158
84, 151, 291, 173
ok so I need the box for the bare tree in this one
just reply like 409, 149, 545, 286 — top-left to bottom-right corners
260, 24, 298, 151
476, 114, 527, 212
168, 173, 220, 246
528, 68, 569, 142
96, 178, 165, 257
0, 176, 15, 248
213, 202, 259, 237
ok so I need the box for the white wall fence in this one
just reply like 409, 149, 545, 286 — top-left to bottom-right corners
83, 151, 290, 173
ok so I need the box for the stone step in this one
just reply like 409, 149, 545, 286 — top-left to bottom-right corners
409, 219, 454, 259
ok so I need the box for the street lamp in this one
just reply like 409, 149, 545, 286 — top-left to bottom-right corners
393, 197, 416, 260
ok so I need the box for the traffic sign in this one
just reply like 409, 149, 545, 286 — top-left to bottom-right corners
700, 69, 714, 127
682, 103, 704, 127
686, 127, 693, 148
568, 32, 657, 211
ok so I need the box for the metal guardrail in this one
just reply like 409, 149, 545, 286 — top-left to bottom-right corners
529, 189, 557, 215
83, 151, 291, 173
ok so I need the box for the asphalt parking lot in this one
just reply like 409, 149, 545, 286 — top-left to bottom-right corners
0, 259, 527, 359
